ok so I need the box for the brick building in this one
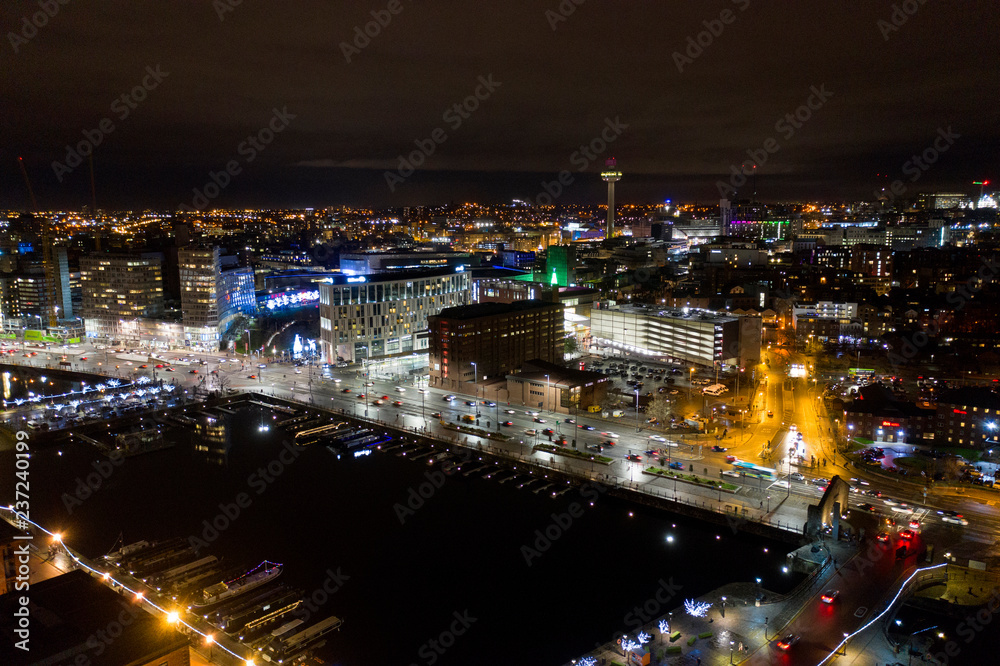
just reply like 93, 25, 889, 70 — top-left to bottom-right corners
428, 299, 563, 391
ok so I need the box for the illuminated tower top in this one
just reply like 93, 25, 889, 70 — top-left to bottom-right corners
601, 158, 622, 238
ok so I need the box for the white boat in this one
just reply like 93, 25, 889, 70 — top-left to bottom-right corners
191, 560, 282, 608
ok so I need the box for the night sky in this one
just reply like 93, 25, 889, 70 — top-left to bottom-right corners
2, 0, 998, 209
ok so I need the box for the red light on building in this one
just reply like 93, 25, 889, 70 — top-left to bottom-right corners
954, 409, 967, 415
881, 421, 900, 427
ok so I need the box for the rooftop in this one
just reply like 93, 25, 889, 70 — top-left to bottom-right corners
433, 299, 562, 320
0, 570, 189, 665
596, 303, 739, 323
509, 359, 609, 388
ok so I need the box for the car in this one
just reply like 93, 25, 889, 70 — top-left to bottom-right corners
294, 369, 302, 374
365, 381, 374, 387
776, 635, 800, 651
393, 400, 403, 406
504, 409, 516, 415
865, 489, 883, 498
789, 472, 805, 482
165, 367, 174, 372
938, 509, 960, 516
247, 374, 257, 379
501, 421, 513, 427
601, 431, 620, 438
189, 369, 198, 374
342, 388, 352, 393
139, 364, 147, 368
565, 418, 575, 424
820, 590, 840, 604
725, 455, 738, 463
811, 477, 828, 486
892, 504, 914, 515
767, 410, 774, 418
431, 412, 442, 418
858, 503, 877, 513
586, 444, 604, 453
942, 515, 969, 526
155, 364, 164, 368
525, 429, 537, 436
772, 480, 790, 489
668, 461, 684, 470
258, 364, 266, 369
579, 425, 595, 431
722, 470, 741, 478
381, 395, 390, 400
534, 417, 546, 423
444, 395, 455, 402
648, 435, 666, 442
625, 454, 643, 462
600, 440, 616, 447
882, 498, 898, 506
909, 519, 921, 530
81, 356, 88, 361
483, 401, 496, 407
465, 400, 476, 406
712, 445, 727, 452
542, 428, 555, 436
899, 529, 916, 540
395, 386, 406, 393
357, 394, 366, 399
373, 399, 384, 406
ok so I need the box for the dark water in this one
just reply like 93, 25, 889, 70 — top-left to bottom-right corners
1, 364, 84, 402
3, 405, 807, 666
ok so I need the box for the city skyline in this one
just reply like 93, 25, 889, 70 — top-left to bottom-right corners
3, 1, 997, 210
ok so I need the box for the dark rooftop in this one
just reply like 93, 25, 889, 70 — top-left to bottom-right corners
432, 299, 562, 321
0, 569, 189, 666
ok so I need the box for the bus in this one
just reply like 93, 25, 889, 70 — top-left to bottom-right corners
731, 461, 776, 480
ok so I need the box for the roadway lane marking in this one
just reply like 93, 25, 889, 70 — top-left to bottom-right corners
854, 606, 867, 617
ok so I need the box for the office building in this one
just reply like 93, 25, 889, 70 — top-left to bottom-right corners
179, 246, 222, 349
219, 265, 257, 331
80, 254, 165, 343
590, 303, 761, 368
428, 299, 563, 391
319, 268, 469, 364
339, 250, 473, 274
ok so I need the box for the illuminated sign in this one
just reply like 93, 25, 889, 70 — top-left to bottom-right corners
881, 421, 900, 427
263, 290, 320, 311
346, 276, 367, 283
353, 449, 372, 458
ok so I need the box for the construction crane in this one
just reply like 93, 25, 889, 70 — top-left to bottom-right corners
17, 157, 59, 329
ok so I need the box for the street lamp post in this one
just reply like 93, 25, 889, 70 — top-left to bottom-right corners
634, 388, 640, 433
471, 362, 480, 418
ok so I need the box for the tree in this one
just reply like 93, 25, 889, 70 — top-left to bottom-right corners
564, 336, 579, 355
647, 393, 672, 424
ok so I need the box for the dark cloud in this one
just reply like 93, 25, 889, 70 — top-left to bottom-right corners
2, 0, 997, 209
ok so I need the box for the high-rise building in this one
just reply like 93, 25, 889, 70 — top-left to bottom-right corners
427, 299, 563, 391
80, 254, 165, 343
601, 158, 622, 238
319, 268, 469, 364
179, 247, 222, 350
219, 266, 257, 333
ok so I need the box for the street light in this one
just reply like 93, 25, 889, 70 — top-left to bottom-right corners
471, 362, 479, 417
634, 388, 640, 433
